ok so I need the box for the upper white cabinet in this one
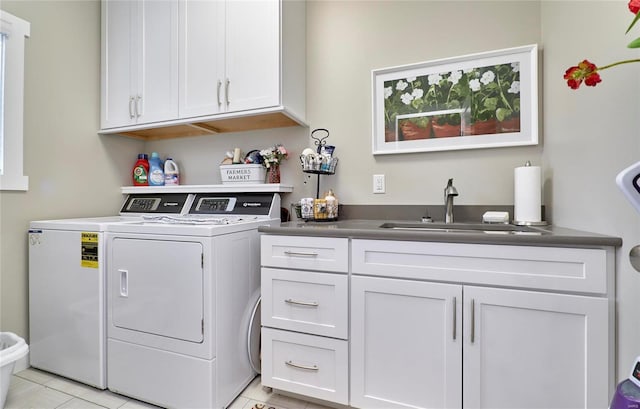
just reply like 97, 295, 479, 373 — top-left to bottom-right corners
100, 0, 306, 140
179, 0, 279, 118
101, 0, 178, 129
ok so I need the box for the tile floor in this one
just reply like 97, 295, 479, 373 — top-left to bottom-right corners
5, 368, 333, 409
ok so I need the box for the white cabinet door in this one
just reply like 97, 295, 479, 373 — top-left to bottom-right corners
178, 0, 224, 118
101, 0, 135, 128
224, 0, 280, 112
136, 0, 178, 125
101, 0, 178, 128
350, 276, 462, 409
463, 286, 610, 409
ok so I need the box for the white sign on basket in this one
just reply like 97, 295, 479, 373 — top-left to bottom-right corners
219, 165, 266, 184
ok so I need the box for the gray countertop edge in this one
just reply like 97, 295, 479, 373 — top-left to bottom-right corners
258, 219, 623, 248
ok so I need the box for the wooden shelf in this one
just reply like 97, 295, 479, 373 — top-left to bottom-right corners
101, 109, 307, 141
121, 184, 294, 194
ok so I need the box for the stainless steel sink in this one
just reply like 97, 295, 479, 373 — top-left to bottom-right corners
379, 222, 547, 234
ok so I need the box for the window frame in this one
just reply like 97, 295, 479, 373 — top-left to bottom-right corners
0, 10, 30, 191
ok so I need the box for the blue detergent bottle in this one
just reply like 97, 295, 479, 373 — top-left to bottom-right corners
148, 152, 165, 186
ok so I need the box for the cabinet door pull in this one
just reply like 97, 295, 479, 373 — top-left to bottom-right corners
216, 80, 222, 107
225, 78, 230, 106
452, 296, 457, 340
283, 250, 318, 258
135, 95, 142, 118
285, 298, 319, 307
285, 360, 318, 371
470, 298, 475, 344
129, 96, 135, 119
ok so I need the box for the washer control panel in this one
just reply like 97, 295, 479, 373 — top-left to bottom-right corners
120, 193, 191, 215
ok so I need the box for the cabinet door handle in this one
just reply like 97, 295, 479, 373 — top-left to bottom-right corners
119, 269, 128, 297
283, 250, 318, 258
129, 97, 135, 119
217, 79, 222, 107
225, 78, 230, 106
135, 95, 141, 118
285, 298, 319, 307
452, 296, 457, 340
470, 298, 475, 344
285, 360, 318, 371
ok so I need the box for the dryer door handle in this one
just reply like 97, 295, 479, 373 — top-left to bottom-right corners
118, 269, 128, 297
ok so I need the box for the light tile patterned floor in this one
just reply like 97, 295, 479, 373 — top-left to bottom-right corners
5, 368, 333, 409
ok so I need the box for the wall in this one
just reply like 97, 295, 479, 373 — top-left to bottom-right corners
0, 1, 142, 340
541, 2, 640, 380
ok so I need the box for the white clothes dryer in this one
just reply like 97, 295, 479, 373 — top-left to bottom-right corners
105, 192, 280, 409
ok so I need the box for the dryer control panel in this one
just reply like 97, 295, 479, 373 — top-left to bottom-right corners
189, 193, 277, 216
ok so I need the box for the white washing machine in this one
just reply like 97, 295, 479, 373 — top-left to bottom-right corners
106, 192, 280, 409
28, 193, 192, 389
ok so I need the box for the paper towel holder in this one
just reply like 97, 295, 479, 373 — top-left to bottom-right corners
513, 160, 548, 226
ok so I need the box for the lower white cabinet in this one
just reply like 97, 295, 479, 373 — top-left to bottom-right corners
350, 276, 610, 409
261, 235, 614, 409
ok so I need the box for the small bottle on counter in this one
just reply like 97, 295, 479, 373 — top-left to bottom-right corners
325, 189, 338, 220
132, 153, 149, 186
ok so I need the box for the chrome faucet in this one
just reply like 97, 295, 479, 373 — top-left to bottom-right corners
444, 178, 458, 224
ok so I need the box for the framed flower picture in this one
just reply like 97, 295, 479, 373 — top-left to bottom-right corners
372, 44, 538, 155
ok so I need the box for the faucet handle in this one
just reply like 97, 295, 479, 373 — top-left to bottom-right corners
445, 178, 459, 196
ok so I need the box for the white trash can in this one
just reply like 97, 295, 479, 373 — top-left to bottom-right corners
0, 332, 29, 409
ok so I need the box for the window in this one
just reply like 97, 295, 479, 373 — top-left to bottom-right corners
0, 10, 29, 191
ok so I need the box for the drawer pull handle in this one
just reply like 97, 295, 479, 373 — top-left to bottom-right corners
285, 360, 319, 371
285, 298, 319, 307
283, 250, 319, 258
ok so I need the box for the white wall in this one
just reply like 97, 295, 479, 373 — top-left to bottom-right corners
541, 2, 640, 380
0, 0, 142, 339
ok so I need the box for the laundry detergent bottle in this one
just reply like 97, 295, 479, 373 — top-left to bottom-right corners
164, 158, 180, 185
132, 154, 149, 186
148, 152, 165, 186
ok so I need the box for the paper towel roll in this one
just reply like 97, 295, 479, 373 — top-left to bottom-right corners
514, 164, 541, 223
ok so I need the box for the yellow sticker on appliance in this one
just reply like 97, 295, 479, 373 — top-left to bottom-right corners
81, 232, 99, 268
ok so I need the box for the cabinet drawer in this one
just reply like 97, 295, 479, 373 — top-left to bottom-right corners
262, 268, 348, 339
261, 235, 349, 272
352, 239, 610, 294
261, 327, 348, 405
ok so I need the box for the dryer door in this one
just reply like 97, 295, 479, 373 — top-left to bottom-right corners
110, 237, 204, 343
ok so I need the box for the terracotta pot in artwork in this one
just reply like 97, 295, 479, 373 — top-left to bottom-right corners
432, 119, 462, 138
399, 120, 431, 140
499, 116, 521, 133
385, 128, 397, 142
463, 118, 498, 136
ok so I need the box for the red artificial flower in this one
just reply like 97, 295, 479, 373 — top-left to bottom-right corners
564, 1, 640, 90
563, 59, 600, 89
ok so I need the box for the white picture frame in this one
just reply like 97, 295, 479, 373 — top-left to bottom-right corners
372, 44, 538, 155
